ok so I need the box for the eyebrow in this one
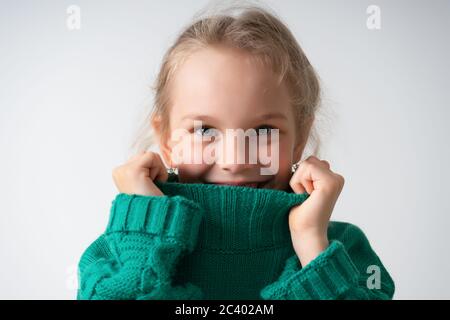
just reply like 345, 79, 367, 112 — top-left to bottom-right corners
257, 113, 288, 121
181, 112, 287, 122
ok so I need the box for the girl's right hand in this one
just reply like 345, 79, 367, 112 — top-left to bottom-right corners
112, 151, 169, 196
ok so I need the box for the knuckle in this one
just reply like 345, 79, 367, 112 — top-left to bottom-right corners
335, 173, 345, 183
303, 161, 313, 170
297, 160, 307, 169
332, 174, 345, 188
143, 151, 155, 158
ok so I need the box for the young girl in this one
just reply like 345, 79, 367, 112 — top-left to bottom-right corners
77, 5, 395, 300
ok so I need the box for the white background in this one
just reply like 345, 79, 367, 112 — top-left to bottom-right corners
1, 0, 449, 299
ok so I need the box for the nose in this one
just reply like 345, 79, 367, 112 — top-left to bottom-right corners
216, 134, 258, 174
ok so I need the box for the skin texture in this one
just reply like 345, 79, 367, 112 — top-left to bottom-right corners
156, 44, 303, 191
114, 45, 345, 267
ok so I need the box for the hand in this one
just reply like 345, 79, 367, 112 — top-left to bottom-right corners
288, 156, 345, 266
112, 151, 169, 196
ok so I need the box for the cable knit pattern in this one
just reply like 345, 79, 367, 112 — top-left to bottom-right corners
77, 194, 204, 300
77, 174, 395, 300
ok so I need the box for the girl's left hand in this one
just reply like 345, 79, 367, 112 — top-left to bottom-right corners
288, 156, 345, 266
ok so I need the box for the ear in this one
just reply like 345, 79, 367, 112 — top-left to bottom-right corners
293, 136, 306, 163
293, 140, 303, 163
151, 115, 172, 167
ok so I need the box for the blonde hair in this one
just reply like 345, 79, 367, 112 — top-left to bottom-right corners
130, 2, 322, 161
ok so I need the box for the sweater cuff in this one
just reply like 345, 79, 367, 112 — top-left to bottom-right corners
106, 193, 203, 253
260, 240, 360, 300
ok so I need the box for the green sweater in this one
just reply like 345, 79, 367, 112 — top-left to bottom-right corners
77, 174, 395, 300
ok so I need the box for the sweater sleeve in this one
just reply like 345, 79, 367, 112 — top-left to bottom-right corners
260, 223, 395, 300
77, 193, 204, 300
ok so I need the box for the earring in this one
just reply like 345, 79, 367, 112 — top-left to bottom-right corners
167, 167, 179, 175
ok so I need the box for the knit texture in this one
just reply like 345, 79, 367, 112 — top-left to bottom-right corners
77, 174, 395, 300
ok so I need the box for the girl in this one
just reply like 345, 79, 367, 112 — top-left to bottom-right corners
77, 5, 395, 300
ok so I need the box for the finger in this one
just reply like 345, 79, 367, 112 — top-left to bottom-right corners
299, 172, 314, 194
308, 158, 334, 178
136, 151, 157, 167
149, 166, 159, 180
307, 156, 330, 170
296, 159, 317, 194
290, 179, 306, 194
302, 159, 335, 194
127, 150, 146, 162
136, 152, 168, 181
290, 166, 309, 194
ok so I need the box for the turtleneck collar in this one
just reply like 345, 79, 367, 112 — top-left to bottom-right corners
154, 173, 309, 252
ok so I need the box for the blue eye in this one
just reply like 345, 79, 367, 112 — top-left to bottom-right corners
194, 126, 220, 137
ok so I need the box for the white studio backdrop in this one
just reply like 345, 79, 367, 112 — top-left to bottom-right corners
0, 0, 449, 299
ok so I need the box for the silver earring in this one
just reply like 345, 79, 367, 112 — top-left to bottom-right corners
167, 167, 178, 175
291, 161, 302, 173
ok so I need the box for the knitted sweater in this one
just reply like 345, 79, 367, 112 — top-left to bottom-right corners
77, 174, 395, 300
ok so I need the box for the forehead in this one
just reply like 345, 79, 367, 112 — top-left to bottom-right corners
169, 45, 292, 126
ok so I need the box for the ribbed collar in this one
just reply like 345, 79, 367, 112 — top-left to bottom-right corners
154, 173, 309, 252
